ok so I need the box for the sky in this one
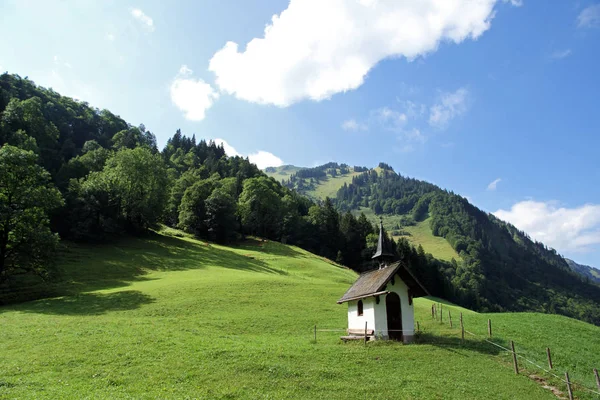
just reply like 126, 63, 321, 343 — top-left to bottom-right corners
1, 0, 600, 267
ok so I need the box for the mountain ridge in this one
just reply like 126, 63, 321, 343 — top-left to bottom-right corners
268, 161, 600, 324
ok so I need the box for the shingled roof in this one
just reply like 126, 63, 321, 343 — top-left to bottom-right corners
337, 261, 429, 304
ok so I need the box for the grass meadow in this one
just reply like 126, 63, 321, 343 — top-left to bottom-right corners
1, 231, 597, 399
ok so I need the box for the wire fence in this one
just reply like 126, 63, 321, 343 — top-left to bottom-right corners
463, 329, 600, 397
315, 303, 600, 399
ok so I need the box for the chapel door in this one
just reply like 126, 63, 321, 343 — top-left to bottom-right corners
386, 292, 403, 340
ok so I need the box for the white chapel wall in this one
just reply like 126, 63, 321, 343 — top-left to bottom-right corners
347, 297, 376, 331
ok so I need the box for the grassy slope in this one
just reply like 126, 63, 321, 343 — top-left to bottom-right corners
397, 218, 461, 262
273, 164, 461, 263
415, 298, 600, 399
305, 170, 361, 200
264, 165, 303, 181
354, 207, 461, 262
2, 233, 596, 399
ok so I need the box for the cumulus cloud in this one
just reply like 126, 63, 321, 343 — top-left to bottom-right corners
213, 138, 284, 170
487, 178, 501, 191
577, 4, 600, 28
494, 201, 600, 252
208, 0, 506, 107
429, 87, 469, 128
170, 65, 219, 121
131, 8, 154, 32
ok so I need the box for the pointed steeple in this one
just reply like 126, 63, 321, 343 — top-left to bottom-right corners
372, 217, 394, 268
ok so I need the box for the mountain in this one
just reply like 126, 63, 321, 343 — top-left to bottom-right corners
565, 258, 600, 285
273, 162, 600, 325
2, 72, 600, 327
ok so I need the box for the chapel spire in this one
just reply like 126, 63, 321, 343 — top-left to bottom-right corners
372, 217, 394, 268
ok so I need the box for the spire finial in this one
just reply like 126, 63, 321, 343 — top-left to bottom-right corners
372, 216, 394, 268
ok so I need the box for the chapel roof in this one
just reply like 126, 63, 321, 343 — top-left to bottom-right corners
337, 261, 429, 304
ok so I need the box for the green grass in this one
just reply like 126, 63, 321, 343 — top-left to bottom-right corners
415, 298, 600, 399
396, 218, 461, 262
354, 208, 460, 262
305, 170, 361, 200
1, 231, 595, 399
264, 165, 304, 181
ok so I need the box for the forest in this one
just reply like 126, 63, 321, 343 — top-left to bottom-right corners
0, 73, 427, 301
1, 72, 600, 325
334, 165, 600, 324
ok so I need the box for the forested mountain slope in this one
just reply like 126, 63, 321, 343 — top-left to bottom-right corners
278, 162, 600, 325
565, 258, 600, 285
2, 72, 600, 326
0, 73, 400, 304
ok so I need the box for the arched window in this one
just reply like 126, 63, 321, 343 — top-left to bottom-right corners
357, 300, 364, 316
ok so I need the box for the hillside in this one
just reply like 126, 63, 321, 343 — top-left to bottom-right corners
565, 258, 600, 285
266, 163, 362, 201
276, 162, 600, 326
3, 231, 598, 399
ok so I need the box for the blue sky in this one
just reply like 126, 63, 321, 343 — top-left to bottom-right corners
2, 0, 600, 267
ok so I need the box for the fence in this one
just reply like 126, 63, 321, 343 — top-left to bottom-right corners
313, 302, 600, 399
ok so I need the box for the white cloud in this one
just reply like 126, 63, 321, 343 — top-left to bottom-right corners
248, 151, 285, 170
170, 65, 219, 121
209, 0, 504, 107
403, 128, 426, 143
372, 107, 407, 131
213, 139, 284, 170
577, 4, 600, 28
503, 0, 523, 6
401, 100, 427, 119
429, 87, 469, 128
494, 201, 600, 252
106, 33, 116, 41
213, 138, 240, 157
551, 49, 572, 59
342, 119, 367, 131
487, 178, 501, 191
131, 8, 154, 32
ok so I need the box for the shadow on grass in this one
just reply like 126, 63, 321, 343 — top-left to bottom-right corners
232, 238, 305, 258
424, 296, 459, 307
12, 290, 155, 316
0, 233, 291, 312
414, 332, 503, 357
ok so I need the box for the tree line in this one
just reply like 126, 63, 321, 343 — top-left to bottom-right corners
0, 73, 444, 303
334, 163, 600, 324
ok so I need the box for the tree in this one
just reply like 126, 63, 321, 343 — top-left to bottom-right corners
178, 180, 214, 236
0, 145, 63, 282
102, 147, 169, 232
205, 187, 237, 243
238, 177, 282, 239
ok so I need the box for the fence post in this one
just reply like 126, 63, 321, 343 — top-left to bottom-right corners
314, 325, 317, 343
449, 311, 452, 328
460, 312, 464, 341
364, 321, 368, 346
431, 304, 435, 319
594, 368, 600, 391
546, 348, 552, 369
416, 321, 420, 332
565, 372, 574, 400
511, 341, 519, 374
488, 319, 492, 338
440, 304, 443, 323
